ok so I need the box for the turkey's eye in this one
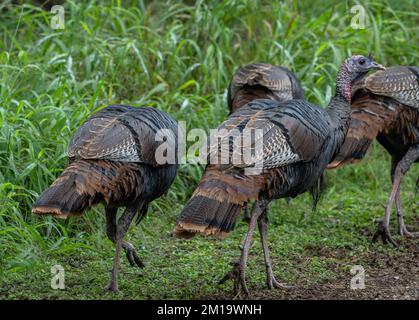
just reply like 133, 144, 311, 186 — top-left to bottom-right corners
359, 59, 366, 65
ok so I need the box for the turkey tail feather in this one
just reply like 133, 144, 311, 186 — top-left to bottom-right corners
32, 164, 93, 218
32, 159, 138, 218
172, 165, 264, 238
173, 195, 242, 239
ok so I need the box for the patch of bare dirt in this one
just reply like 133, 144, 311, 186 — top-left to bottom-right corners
205, 238, 419, 300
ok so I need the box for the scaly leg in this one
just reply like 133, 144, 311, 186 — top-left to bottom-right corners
258, 211, 293, 289
106, 237, 123, 293
373, 145, 419, 246
396, 190, 419, 237
219, 201, 264, 296
105, 204, 141, 292
372, 176, 400, 246
390, 156, 419, 237
105, 206, 145, 269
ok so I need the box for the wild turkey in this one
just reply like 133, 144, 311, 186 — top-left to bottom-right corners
227, 63, 304, 221
173, 55, 385, 294
32, 105, 181, 292
328, 66, 419, 246
227, 63, 304, 114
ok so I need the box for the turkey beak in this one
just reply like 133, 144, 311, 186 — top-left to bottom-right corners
371, 61, 386, 70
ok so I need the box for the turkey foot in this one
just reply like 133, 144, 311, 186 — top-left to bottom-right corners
123, 242, 145, 268
105, 205, 140, 293
219, 202, 267, 296
397, 216, 419, 238
266, 273, 293, 290
104, 276, 119, 293
372, 174, 400, 247
374, 146, 419, 246
219, 260, 249, 296
106, 206, 145, 270
396, 191, 418, 238
372, 219, 398, 247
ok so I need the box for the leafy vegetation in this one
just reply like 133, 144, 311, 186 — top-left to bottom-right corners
0, 0, 417, 299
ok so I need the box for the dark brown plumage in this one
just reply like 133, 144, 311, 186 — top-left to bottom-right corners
33, 105, 181, 292
328, 66, 419, 246
173, 56, 385, 295
226, 63, 304, 222
227, 63, 304, 114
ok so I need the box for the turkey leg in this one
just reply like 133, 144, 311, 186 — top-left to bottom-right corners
373, 145, 419, 246
396, 190, 419, 237
105, 204, 140, 292
105, 206, 145, 269
219, 201, 264, 296
391, 151, 419, 237
258, 210, 293, 289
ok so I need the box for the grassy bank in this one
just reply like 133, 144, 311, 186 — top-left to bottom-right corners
0, 0, 417, 299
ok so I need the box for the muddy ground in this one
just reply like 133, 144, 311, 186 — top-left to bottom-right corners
205, 238, 419, 300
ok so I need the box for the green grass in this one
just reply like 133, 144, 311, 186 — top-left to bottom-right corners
0, 0, 418, 299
